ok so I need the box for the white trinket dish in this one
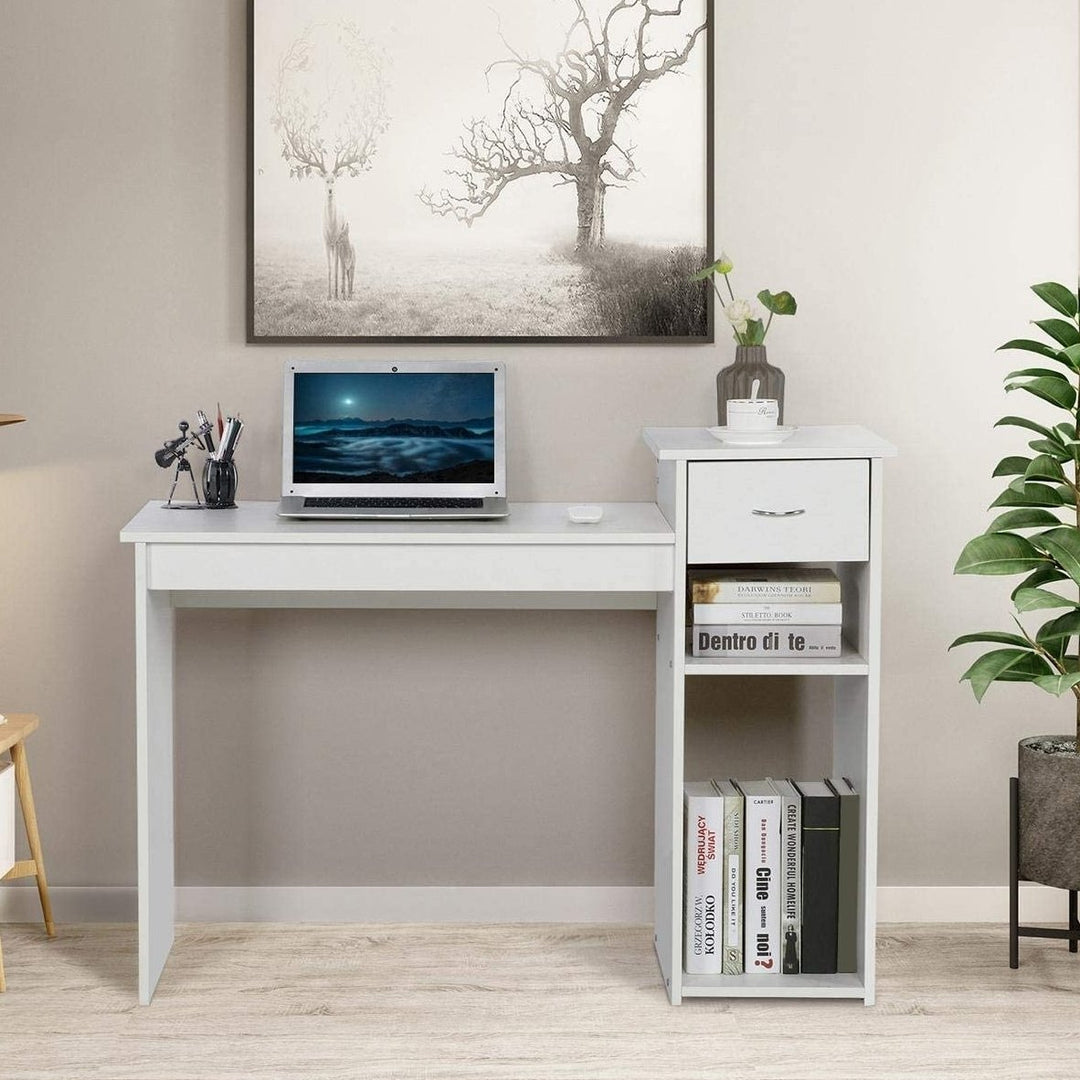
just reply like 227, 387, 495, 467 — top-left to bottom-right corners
567, 504, 604, 523
707, 425, 798, 446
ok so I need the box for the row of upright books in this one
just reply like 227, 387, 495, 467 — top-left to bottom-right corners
684, 776, 859, 976
690, 567, 843, 658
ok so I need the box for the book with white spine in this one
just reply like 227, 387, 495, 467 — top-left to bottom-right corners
683, 782, 723, 974
712, 779, 744, 974
737, 779, 782, 974
692, 602, 842, 625
692, 625, 842, 657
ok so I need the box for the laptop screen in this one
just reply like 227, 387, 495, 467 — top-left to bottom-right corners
283, 362, 505, 498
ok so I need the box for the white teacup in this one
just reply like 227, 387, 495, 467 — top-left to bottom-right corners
726, 398, 779, 431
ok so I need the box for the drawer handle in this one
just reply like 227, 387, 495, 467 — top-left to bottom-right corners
751, 508, 806, 517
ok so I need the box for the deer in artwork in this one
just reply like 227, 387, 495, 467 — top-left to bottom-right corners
270, 27, 389, 299
322, 174, 348, 300
337, 221, 356, 300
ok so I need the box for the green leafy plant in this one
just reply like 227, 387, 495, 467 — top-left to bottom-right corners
951, 281, 1080, 743
692, 252, 797, 345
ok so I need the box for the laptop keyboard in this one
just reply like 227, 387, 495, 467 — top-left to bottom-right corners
303, 497, 485, 510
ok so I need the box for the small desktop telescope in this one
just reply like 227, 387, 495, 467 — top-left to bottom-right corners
155, 411, 214, 508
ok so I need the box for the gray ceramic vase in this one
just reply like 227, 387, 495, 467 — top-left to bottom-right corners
715, 345, 785, 426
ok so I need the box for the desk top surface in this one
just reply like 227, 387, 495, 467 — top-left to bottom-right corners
120, 501, 674, 546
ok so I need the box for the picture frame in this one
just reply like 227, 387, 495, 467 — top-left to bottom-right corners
248, 0, 714, 344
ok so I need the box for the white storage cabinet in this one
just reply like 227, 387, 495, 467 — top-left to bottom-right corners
644, 426, 896, 1005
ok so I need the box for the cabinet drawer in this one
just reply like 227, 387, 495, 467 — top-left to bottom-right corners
687, 459, 870, 563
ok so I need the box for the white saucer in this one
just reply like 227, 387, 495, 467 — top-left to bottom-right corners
707, 425, 797, 446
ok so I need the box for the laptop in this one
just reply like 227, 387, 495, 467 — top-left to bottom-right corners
277, 360, 509, 519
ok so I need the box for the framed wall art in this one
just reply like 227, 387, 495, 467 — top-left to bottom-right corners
248, 0, 713, 343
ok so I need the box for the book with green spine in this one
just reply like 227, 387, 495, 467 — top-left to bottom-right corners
828, 776, 860, 973
794, 779, 840, 975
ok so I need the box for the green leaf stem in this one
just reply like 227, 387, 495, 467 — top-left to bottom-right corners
990, 484, 1065, 509
949, 632, 1033, 650
757, 289, 797, 316
1013, 586, 1077, 612
1024, 455, 1066, 482
1027, 438, 1071, 461
1005, 367, 1068, 381
998, 338, 1062, 361
1012, 564, 1068, 597
995, 415, 1057, 440
954, 533, 1050, 574
1034, 318, 1080, 349
1031, 528, 1080, 585
1005, 375, 1077, 411
959, 649, 1046, 702
984, 508, 1062, 534
1032, 282, 1079, 319
1033, 672, 1080, 696
992, 456, 1031, 477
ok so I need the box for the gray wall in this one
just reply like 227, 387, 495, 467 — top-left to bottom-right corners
0, 0, 1076, 891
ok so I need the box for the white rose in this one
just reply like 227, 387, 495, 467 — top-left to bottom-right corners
725, 299, 755, 333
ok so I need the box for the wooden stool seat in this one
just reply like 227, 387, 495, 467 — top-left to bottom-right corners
0, 713, 55, 992
0, 713, 40, 756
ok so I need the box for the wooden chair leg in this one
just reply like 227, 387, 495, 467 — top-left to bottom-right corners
10, 741, 55, 937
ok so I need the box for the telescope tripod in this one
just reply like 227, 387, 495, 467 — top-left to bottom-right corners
164, 454, 203, 509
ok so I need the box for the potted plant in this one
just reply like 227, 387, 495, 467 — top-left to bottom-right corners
951, 279, 1080, 890
693, 253, 797, 425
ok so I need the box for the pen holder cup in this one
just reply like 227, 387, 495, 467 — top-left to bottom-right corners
203, 459, 237, 509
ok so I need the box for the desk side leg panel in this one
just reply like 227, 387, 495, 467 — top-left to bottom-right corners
835, 458, 883, 1006
654, 460, 686, 1003
135, 543, 175, 1004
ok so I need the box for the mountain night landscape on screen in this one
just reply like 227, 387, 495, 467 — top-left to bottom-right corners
292, 371, 495, 484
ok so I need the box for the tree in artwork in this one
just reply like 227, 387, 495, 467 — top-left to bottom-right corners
420, 0, 706, 255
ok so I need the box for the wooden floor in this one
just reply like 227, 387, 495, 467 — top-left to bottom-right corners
0, 923, 1078, 1078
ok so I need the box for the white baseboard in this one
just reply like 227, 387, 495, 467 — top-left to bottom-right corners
0, 886, 136, 923
876, 884, 1071, 923
0, 884, 1074, 924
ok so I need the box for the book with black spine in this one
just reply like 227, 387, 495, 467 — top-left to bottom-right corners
692, 625, 842, 658
692, 602, 842, 626
737, 779, 782, 974
712, 779, 744, 974
771, 779, 803, 974
683, 782, 723, 974
690, 567, 841, 604
828, 776, 860, 973
795, 779, 840, 974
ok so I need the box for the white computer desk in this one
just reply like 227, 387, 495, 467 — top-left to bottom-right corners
120, 500, 675, 1003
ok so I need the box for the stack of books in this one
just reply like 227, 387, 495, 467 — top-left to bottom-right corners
689, 567, 843, 658
683, 777, 859, 976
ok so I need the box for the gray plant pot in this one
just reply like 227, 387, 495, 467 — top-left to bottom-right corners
1018, 735, 1080, 890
